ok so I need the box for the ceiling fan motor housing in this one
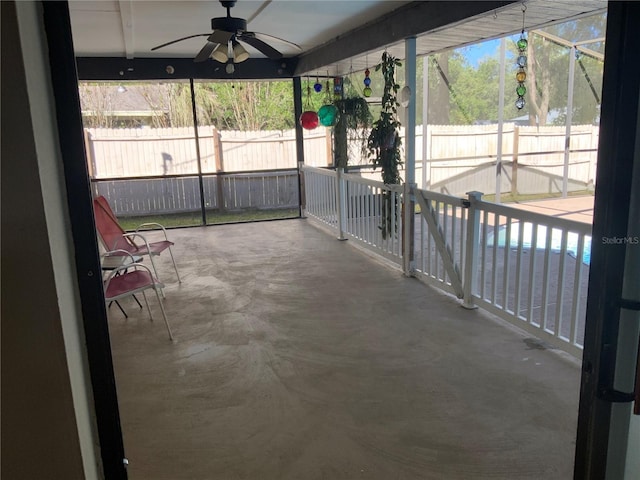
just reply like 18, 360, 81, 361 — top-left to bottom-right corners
211, 16, 246, 33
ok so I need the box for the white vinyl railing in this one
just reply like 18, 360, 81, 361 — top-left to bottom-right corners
471, 199, 591, 358
343, 172, 404, 263
302, 165, 403, 265
302, 164, 592, 358
303, 165, 339, 230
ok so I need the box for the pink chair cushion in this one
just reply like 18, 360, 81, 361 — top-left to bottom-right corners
105, 270, 155, 300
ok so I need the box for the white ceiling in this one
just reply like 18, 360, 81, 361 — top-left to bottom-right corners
69, 0, 607, 77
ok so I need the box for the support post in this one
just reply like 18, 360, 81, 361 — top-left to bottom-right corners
496, 38, 506, 203
462, 191, 483, 309
336, 167, 347, 240
563, 45, 576, 198
422, 57, 430, 189
403, 36, 417, 276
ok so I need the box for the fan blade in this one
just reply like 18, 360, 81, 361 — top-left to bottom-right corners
249, 32, 302, 52
238, 34, 282, 59
207, 30, 233, 45
194, 41, 218, 62
151, 34, 209, 51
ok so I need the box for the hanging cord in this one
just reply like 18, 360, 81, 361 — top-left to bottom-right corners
521, 2, 527, 34
304, 76, 312, 109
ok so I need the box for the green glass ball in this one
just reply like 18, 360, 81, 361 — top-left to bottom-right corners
516, 85, 527, 96
363, 86, 372, 97
318, 104, 340, 127
517, 37, 528, 51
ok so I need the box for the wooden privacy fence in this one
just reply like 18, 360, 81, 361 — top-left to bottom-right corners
86, 123, 599, 207
416, 123, 599, 196
85, 126, 332, 178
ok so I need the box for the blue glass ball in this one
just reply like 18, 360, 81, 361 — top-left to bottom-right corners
363, 77, 371, 87
313, 82, 322, 93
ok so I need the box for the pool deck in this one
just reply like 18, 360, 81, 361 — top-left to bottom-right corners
507, 195, 594, 224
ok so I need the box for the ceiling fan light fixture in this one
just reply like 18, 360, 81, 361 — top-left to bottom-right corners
233, 41, 249, 63
211, 44, 229, 63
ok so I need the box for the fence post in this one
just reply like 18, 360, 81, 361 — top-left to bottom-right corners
512, 125, 519, 196
213, 127, 225, 212
336, 167, 347, 240
462, 191, 483, 309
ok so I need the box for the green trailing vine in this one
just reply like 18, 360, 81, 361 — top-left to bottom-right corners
367, 52, 403, 237
333, 86, 372, 168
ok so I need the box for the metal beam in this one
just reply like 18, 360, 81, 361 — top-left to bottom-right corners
76, 57, 298, 81
118, 0, 134, 59
294, 1, 516, 76
533, 29, 604, 61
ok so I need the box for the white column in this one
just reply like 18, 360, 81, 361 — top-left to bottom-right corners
563, 46, 576, 198
496, 38, 506, 203
403, 37, 417, 276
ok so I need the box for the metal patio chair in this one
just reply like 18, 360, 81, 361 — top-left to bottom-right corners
93, 195, 181, 284
103, 250, 174, 341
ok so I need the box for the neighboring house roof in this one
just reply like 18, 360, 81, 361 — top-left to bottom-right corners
79, 84, 170, 117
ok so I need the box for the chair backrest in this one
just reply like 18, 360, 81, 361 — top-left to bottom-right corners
93, 196, 137, 251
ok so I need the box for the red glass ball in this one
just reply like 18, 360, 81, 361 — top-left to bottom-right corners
300, 111, 319, 130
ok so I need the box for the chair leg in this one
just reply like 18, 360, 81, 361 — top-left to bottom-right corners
132, 294, 143, 309
168, 246, 181, 283
147, 254, 165, 298
110, 300, 128, 318
141, 291, 153, 320
153, 286, 174, 341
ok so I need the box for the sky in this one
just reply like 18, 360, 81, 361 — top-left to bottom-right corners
460, 39, 501, 67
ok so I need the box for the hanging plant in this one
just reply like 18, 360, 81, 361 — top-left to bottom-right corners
367, 52, 403, 237
332, 77, 373, 168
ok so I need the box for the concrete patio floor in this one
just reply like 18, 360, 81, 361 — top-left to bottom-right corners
107, 218, 581, 480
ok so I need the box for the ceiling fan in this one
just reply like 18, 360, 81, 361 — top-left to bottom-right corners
150, 0, 301, 66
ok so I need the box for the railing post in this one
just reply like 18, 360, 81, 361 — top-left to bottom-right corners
336, 167, 347, 240
462, 191, 483, 309
403, 182, 417, 276
298, 162, 307, 218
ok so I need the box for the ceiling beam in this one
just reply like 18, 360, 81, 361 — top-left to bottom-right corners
75, 57, 298, 81
294, 0, 517, 76
118, 0, 135, 59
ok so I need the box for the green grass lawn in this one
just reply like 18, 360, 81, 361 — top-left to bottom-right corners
118, 208, 299, 231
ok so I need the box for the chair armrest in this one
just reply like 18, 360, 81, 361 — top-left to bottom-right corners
102, 249, 136, 262
123, 232, 153, 251
136, 222, 170, 240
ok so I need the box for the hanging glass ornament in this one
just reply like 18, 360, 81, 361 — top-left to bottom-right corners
300, 111, 319, 129
318, 78, 339, 127
363, 68, 372, 97
313, 74, 323, 93
318, 104, 339, 127
515, 3, 528, 110
299, 79, 319, 130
